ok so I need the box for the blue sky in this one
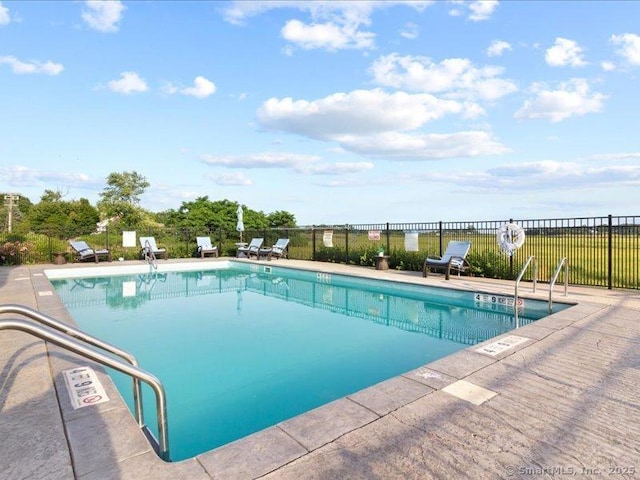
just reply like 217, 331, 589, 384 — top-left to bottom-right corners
1, 1, 639, 226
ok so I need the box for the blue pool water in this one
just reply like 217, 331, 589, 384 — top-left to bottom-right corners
50, 263, 566, 461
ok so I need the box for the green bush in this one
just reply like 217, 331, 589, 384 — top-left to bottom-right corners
467, 250, 514, 279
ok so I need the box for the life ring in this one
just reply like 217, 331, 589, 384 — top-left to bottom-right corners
497, 222, 525, 256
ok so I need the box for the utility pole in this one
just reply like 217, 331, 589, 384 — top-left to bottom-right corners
4, 193, 19, 232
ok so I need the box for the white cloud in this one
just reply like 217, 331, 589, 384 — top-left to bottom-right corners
545, 38, 587, 67
256, 89, 511, 160
295, 161, 374, 175
486, 40, 511, 57
0, 165, 99, 188
82, 0, 125, 33
370, 53, 517, 101
468, 0, 499, 21
417, 160, 640, 191
514, 79, 607, 122
258, 89, 483, 141
107, 72, 148, 94
399, 22, 419, 40
0, 56, 63, 75
201, 152, 321, 169
223, 1, 432, 51
161, 82, 179, 95
281, 19, 375, 51
610, 33, 640, 66
0, 2, 11, 25
200, 152, 373, 175
210, 172, 253, 186
588, 152, 640, 162
180, 76, 216, 98
601, 61, 616, 71
339, 131, 510, 160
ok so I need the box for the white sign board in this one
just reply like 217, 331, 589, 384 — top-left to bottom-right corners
323, 230, 333, 247
122, 230, 137, 248
404, 231, 419, 251
63, 366, 110, 409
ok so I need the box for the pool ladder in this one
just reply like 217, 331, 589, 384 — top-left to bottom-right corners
514, 256, 569, 325
0, 304, 170, 461
142, 239, 158, 270
549, 257, 569, 313
514, 256, 537, 326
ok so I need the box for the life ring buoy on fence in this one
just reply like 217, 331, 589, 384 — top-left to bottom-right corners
497, 222, 525, 256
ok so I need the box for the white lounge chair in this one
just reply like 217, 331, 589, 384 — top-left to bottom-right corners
423, 241, 471, 280
237, 238, 263, 258
196, 236, 219, 258
258, 238, 290, 260
139, 236, 168, 260
69, 240, 111, 263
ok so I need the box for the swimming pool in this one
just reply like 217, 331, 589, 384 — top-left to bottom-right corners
49, 262, 567, 461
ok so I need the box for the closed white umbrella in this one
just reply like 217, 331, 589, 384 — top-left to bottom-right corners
236, 205, 244, 242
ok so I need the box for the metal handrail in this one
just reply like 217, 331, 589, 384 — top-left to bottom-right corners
0, 317, 170, 461
549, 257, 569, 313
143, 239, 158, 270
0, 304, 144, 428
514, 256, 536, 326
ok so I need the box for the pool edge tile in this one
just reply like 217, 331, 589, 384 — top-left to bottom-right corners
197, 426, 307, 480
277, 397, 379, 452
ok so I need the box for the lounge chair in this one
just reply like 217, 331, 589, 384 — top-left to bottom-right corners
258, 238, 290, 260
196, 236, 219, 258
423, 240, 471, 280
69, 240, 111, 263
139, 236, 168, 260
237, 238, 263, 258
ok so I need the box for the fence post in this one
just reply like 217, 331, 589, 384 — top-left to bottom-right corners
345, 225, 349, 264
438, 221, 443, 255
608, 214, 613, 289
312, 226, 316, 261
509, 218, 514, 280
385, 222, 390, 254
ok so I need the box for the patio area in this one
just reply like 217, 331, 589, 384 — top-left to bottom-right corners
1, 258, 639, 479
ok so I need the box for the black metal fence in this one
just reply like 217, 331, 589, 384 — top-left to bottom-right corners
1, 214, 638, 290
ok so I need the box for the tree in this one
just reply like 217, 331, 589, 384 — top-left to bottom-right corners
159, 198, 297, 236
267, 210, 297, 228
97, 171, 150, 227
26, 196, 99, 238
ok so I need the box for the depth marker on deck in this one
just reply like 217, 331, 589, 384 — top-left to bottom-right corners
63, 366, 110, 409
476, 335, 530, 356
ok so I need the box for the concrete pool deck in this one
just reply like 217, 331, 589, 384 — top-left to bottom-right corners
1, 258, 639, 479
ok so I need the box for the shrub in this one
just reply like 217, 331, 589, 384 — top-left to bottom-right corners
467, 250, 513, 279
0, 240, 33, 266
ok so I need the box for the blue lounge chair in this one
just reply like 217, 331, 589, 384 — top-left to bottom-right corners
69, 240, 111, 263
259, 238, 290, 260
237, 238, 263, 258
423, 241, 471, 280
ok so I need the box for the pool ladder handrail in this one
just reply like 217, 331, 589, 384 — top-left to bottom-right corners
143, 239, 158, 270
0, 304, 169, 461
514, 255, 536, 326
549, 257, 569, 313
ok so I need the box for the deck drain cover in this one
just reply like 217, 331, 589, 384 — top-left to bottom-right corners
442, 380, 497, 405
